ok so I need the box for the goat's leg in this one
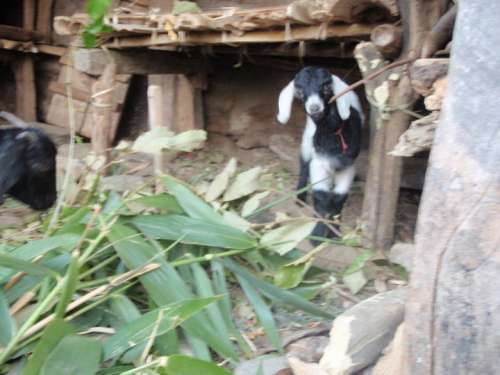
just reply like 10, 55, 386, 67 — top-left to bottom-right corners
296, 156, 310, 203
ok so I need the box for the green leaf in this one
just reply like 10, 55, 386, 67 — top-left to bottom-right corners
223, 167, 262, 202
343, 249, 375, 275
0, 291, 15, 347
54, 253, 79, 319
159, 355, 232, 375
191, 264, 232, 348
129, 194, 184, 214
164, 176, 225, 225
103, 297, 219, 361
237, 276, 281, 351
221, 259, 333, 319
0, 254, 59, 281
274, 263, 309, 289
260, 219, 316, 255
132, 214, 256, 249
86, 0, 113, 19
23, 319, 75, 375
40, 335, 102, 375
6, 234, 79, 263
108, 224, 238, 361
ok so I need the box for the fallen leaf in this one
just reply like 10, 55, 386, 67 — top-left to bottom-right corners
241, 191, 270, 217
260, 219, 316, 256
205, 158, 237, 202
223, 166, 263, 202
132, 128, 206, 154
343, 270, 367, 295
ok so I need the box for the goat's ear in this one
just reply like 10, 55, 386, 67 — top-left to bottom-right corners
277, 80, 295, 124
331, 75, 363, 122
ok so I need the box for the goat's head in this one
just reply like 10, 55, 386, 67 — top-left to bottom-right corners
277, 67, 355, 125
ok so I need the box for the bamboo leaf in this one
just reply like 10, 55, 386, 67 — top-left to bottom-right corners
205, 158, 237, 202
103, 297, 220, 361
260, 219, 316, 255
221, 259, 333, 319
159, 355, 232, 375
241, 191, 269, 217
108, 224, 238, 360
22, 319, 75, 375
132, 214, 256, 249
40, 335, 102, 375
164, 176, 226, 225
128, 194, 184, 214
54, 253, 79, 319
238, 276, 282, 350
223, 167, 262, 202
0, 291, 15, 347
0, 254, 59, 281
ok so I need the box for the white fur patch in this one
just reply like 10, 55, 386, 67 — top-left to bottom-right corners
309, 156, 334, 192
277, 80, 295, 124
333, 165, 356, 195
300, 116, 316, 162
331, 75, 364, 123
305, 94, 324, 116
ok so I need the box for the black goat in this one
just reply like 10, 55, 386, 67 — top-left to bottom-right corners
0, 112, 57, 210
277, 67, 363, 242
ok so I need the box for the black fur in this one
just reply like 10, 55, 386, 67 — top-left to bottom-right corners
0, 127, 57, 210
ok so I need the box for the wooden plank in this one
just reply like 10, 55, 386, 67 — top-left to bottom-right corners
49, 81, 91, 103
0, 25, 44, 42
13, 55, 37, 121
73, 48, 205, 75
105, 23, 375, 48
174, 74, 205, 133
37, 44, 66, 56
36, 0, 55, 40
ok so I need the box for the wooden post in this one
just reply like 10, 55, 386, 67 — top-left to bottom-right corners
13, 0, 37, 122
91, 63, 116, 166
36, 0, 55, 41
358, 0, 442, 250
404, 2, 500, 373
147, 84, 166, 192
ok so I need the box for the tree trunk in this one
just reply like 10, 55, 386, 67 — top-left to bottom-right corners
405, 2, 500, 374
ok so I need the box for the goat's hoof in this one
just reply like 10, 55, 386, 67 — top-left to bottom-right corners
309, 222, 340, 246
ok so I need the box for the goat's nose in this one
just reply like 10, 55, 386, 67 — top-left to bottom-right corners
309, 104, 321, 113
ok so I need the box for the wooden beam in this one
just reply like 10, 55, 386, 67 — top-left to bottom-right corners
0, 25, 44, 42
73, 48, 205, 75
23, 0, 36, 31
105, 23, 376, 48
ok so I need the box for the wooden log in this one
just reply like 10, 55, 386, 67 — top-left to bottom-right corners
73, 48, 205, 76
370, 23, 402, 58
404, 2, 500, 373
410, 58, 449, 96
421, 5, 457, 58
90, 63, 116, 163
23, 0, 36, 31
389, 112, 439, 157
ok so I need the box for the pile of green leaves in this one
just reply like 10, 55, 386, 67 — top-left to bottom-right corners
0, 164, 335, 374
83, 0, 114, 48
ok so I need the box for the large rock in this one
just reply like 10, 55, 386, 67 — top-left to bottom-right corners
319, 288, 407, 375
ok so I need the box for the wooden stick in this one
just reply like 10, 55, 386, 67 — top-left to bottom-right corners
147, 84, 165, 192
329, 57, 415, 105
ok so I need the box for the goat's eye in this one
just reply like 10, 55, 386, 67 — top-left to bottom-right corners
295, 89, 304, 100
323, 85, 332, 97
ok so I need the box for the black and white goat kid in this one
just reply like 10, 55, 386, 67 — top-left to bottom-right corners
0, 112, 57, 210
277, 67, 363, 242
